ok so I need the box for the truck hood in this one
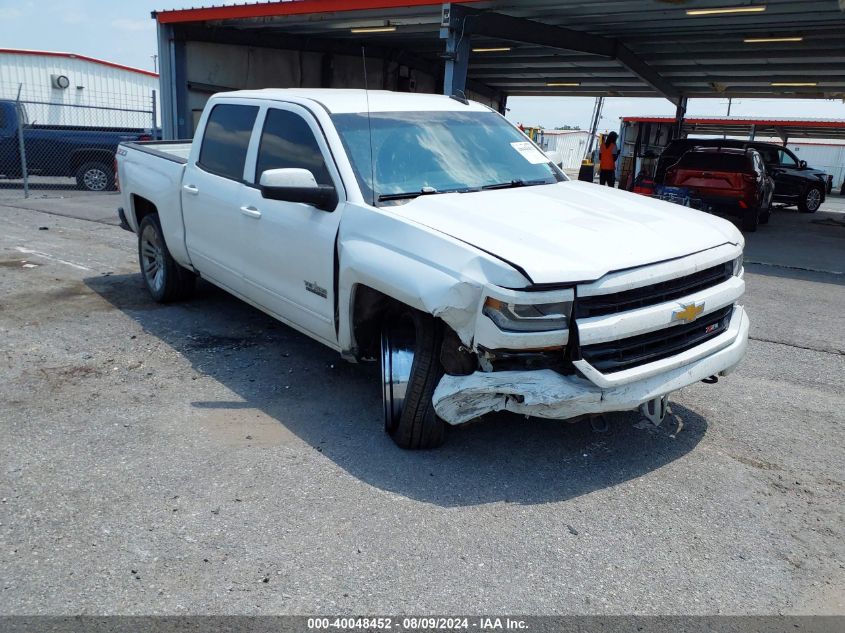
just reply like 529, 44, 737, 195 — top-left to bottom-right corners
391, 180, 743, 285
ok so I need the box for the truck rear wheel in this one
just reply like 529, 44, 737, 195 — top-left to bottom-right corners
75, 161, 114, 192
138, 214, 196, 303
741, 205, 759, 232
380, 309, 446, 449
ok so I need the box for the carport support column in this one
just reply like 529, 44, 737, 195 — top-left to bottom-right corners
157, 21, 190, 139
441, 4, 471, 97
156, 22, 177, 140
673, 97, 688, 139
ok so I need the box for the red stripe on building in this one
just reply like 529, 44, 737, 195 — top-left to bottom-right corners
0, 48, 159, 78
155, 0, 480, 24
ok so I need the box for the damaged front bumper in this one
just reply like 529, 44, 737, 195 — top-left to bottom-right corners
432, 305, 749, 425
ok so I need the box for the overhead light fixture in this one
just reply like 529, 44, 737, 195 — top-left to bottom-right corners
547, 82, 581, 87
472, 47, 512, 53
771, 82, 817, 87
686, 5, 767, 16
744, 36, 803, 43
350, 26, 397, 34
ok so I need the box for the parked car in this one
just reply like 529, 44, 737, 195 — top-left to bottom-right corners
0, 100, 152, 191
655, 138, 828, 213
665, 147, 775, 232
116, 89, 748, 449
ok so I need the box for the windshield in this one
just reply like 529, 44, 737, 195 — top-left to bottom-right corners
331, 110, 566, 205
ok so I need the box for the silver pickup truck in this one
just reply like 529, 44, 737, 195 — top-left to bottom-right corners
116, 89, 749, 449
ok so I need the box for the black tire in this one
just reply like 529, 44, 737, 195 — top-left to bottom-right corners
380, 309, 446, 449
798, 185, 823, 213
741, 205, 759, 232
75, 161, 114, 192
138, 213, 196, 303
758, 194, 772, 225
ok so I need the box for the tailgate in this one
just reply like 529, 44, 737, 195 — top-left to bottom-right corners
673, 169, 744, 195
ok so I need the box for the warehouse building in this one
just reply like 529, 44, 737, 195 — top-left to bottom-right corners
0, 48, 159, 128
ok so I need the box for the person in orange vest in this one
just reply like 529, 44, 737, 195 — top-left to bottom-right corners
599, 131, 619, 187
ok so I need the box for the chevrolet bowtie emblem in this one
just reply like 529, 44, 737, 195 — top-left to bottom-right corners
672, 301, 705, 324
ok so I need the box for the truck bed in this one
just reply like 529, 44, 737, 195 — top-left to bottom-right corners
117, 140, 192, 267
122, 140, 192, 164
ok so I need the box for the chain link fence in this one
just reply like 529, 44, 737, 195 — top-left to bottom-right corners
0, 82, 157, 197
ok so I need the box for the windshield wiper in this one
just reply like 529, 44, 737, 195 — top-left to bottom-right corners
378, 186, 440, 202
481, 178, 551, 191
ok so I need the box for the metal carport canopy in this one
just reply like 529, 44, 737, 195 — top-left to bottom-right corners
153, 0, 845, 136
621, 116, 845, 141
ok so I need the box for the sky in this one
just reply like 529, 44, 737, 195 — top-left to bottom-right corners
1, 0, 844, 132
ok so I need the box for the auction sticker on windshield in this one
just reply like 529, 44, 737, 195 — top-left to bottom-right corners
510, 141, 549, 164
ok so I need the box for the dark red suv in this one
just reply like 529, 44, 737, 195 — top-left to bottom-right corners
665, 147, 775, 232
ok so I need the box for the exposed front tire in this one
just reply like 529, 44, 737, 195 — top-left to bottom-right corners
798, 185, 822, 213
381, 309, 446, 449
138, 213, 196, 303
75, 161, 114, 192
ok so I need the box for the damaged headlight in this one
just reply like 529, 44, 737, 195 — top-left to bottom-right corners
732, 254, 744, 276
483, 297, 572, 332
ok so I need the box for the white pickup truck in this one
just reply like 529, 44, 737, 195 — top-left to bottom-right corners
116, 89, 749, 449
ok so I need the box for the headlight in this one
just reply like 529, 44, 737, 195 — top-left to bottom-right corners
732, 254, 744, 276
483, 297, 572, 332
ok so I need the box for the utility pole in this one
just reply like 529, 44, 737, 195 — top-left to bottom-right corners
151, 54, 158, 74
585, 96, 604, 158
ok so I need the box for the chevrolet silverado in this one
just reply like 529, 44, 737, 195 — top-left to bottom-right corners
116, 89, 749, 449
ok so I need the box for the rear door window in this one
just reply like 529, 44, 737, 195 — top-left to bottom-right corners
198, 103, 259, 181
755, 146, 779, 165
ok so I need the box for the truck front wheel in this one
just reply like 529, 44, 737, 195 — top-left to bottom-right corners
138, 214, 196, 303
75, 161, 114, 192
380, 309, 446, 449
798, 185, 822, 213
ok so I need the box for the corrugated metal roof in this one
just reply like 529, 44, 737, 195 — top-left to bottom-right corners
621, 115, 845, 141
153, 0, 845, 100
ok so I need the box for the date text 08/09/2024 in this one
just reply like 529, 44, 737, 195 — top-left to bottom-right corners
307, 617, 529, 630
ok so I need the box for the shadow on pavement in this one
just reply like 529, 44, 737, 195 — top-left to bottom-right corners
86, 273, 708, 507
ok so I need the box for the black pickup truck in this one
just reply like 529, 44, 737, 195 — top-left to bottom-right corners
0, 100, 152, 191
655, 138, 831, 213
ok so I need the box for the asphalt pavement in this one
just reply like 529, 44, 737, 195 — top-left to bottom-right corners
0, 187, 842, 615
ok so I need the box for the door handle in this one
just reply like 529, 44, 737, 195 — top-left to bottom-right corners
240, 205, 262, 219
183, 184, 199, 195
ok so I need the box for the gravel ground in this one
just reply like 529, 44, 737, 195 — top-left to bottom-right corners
0, 199, 843, 616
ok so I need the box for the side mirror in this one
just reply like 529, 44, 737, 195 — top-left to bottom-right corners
799, 160, 807, 169
545, 149, 564, 167
259, 168, 338, 211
